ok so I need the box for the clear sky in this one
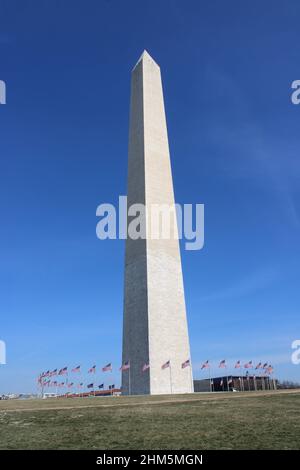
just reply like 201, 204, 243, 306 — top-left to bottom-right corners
0, 0, 300, 393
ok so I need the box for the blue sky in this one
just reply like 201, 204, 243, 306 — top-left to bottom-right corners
0, 0, 300, 393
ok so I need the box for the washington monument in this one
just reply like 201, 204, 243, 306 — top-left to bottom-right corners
122, 51, 193, 395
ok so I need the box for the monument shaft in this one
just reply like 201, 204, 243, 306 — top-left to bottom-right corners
122, 51, 193, 395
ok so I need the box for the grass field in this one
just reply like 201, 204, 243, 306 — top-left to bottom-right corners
0, 390, 299, 450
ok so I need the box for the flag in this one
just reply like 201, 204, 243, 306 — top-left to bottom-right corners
68, 382, 74, 388
87, 383, 94, 389
266, 365, 274, 374
255, 362, 262, 369
88, 365, 96, 374
201, 360, 209, 370
58, 367, 68, 376
120, 361, 130, 371
142, 363, 150, 372
161, 360, 170, 370
78, 383, 83, 388
219, 360, 226, 368
98, 383, 104, 389
182, 359, 190, 369
109, 384, 115, 390
262, 362, 268, 369
50, 369, 57, 377
102, 363, 112, 372
45, 370, 50, 377
234, 361, 241, 368
72, 365, 81, 373
244, 361, 253, 369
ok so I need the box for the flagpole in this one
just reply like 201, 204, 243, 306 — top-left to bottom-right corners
190, 362, 193, 393
273, 370, 276, 390
209, 366, 212, 393
129, 365, 131, 396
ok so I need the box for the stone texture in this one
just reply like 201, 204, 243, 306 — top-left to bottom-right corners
122, 51, 193, 395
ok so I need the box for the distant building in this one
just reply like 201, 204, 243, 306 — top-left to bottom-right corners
43, 392, 58, 399
194, 375, 277, 392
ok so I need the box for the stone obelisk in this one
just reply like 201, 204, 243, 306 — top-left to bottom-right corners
122, 51, 193, 395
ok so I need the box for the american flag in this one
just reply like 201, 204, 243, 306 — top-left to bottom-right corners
98, 383, 104, 389
88, 365, 96, 374
68, 382, 74, 388
50, 369, 57, 377
142, 363, 150, 372
219, 360, 226, 368
161, 360, 170, 370
120, 361, 130, 371
244, 361, 253, 369
109, 384, 115, 390
87, 383, 94, 389
102, 363, 112, 372
78, 383, 83, 388
266, 365, 274, 374
72, 365, 81, 373
58, 367, 68, 376
234, 360, 241, 368
255, 362, 262, 369
201, 360, 209, 370
181, 359, 190, 369
262, 362, 268, 369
